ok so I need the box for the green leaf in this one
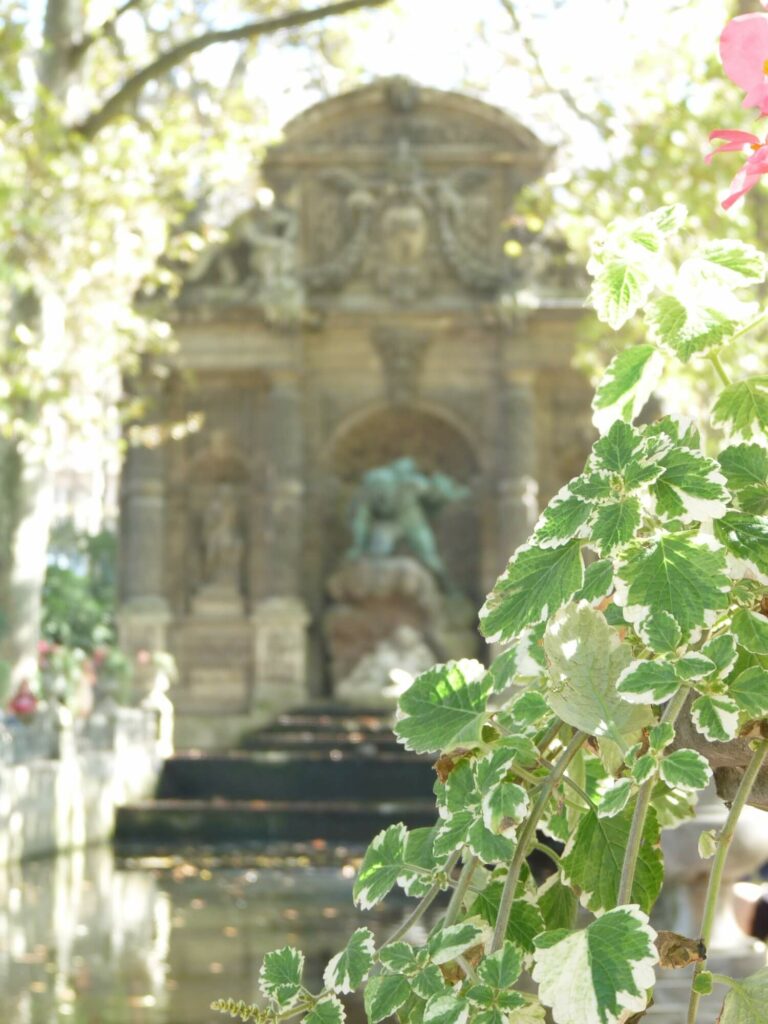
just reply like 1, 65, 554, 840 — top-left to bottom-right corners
712, 377, 768, 445
597, 778, 634, 818
732, 608, 768, 656
532, 907, 658, 1024
259, 947, 305, 1007
651, 780, 696, 828
466, 819, 516, 862
533, 487, 593, 547
422, 995, 469, 1024
691, 694, 740, 742
477, 942, 523, 989
471, 883, 544, 957
591, 260, 653, 330
575, 558, 614, 604
560, 805, 663, 914
719, 444, 768, 515
481, 779, 530, 838
395, 660, 490, 754
649, 203, 687, 234
427, 919, 488, 965
480, 540, 584, 644
485, 647, 520, 694
504, 690, 550, 728
543, 602, 651, 737
675, 653, 717, 680
323, 928, 376, 994
413, 965, 447, 1000
433, 811, 474, 860
702, 633, 739, 676
696, 239, 768, 284
651, 446, 729, 522
615, 532, 730, 641
647, 294, 738, 362
617, 658, 678, 706
591, 496, 642, 555
716, 966, 768, 1024
353, 824, 407, 909
692, 969, 714, 995
714, 512, 768, 581
729, 667, 768, 718
378, 942, 420, 975
643, 611, 683, 654
305, 997, 345, 1024
591, 344, 664, 434
630, 753, 657, 785
537, 874, 579, 932
649, 722, 675, 752
365, 974, 412, 1024
659, 748, 712, 791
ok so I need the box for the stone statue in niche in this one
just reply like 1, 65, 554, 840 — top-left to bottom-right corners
201, 485, 243, 590
324, 457, 476, 703
345, 457, 469, 589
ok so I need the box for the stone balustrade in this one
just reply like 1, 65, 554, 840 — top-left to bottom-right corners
0, 689, 172, 864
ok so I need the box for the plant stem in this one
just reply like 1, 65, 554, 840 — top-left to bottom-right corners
444, 853, 478, 927
686, 740, 768, 1024
490, 729, 586, 952
383, 850, 460, 947
708, 351, 732, 388
617, 686, 689, 905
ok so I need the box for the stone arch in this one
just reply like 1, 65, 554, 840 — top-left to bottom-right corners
321, 403, 483, 602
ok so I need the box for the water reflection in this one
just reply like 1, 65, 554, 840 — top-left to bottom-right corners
0, 846, 435, 1024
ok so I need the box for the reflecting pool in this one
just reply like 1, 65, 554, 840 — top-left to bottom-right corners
0, 845, 435, 1024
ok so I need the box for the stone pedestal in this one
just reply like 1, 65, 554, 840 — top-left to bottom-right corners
190, 584, 244, 618
495, 372, 539, 569
252, 596, 310, 708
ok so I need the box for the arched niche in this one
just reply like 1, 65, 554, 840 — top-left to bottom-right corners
323, 404, 482, 601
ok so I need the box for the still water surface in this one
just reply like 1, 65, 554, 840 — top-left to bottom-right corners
1, 845, 432, 1024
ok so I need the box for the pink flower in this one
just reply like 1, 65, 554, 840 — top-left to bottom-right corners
720, 14, 768, 116
707, 129, 768, 208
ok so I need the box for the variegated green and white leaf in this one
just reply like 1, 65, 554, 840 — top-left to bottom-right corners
719, 443, 768, 515
630, 754, 657, 785
592, 343, 665, 434
364, 974, 411, 1024
323, 929, 376, 994
533, 486, 593, 548
561, 805, 663, 914
651, 446, 729, 522
304, 996, 345, 1024
711, 377, 768, 445
643, 610, 683, 654
659, 749, 711, 791
353, 824, 407, 910
674, 653, 717, 681
259, 946, 305, 1007
695, 239, 768, 285
591, 260, 653, 331
423, 995, 470, 1024
614, 532, 730, 642
481, 780, 530, 838
574, 558, 614, 604
732, 609, 768, 656
591, 497, 642, 555
597, 778, 634, 818
701, 633, 738, 677
477, 942, 524, 989
378, 942, 421, 975
646, 294, 739, 362
649, 722, 675, 753
714, 512, 768, 583
480, 540, 584, 645
532, 906, 658, 1024
729, 667, 768, 718
543, 602, 652, 737
691, 694, 740, 742
395, 660, 490, 754
716, 966, 768, 1024
427, 918, 488, 965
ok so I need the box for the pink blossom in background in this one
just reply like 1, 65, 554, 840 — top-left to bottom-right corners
707, 129, 768, 208
720, 13, 768, 116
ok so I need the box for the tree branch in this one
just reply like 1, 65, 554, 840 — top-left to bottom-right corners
68, 0, 146, 69
76, 0, 393, 138
498, 0, 607, 133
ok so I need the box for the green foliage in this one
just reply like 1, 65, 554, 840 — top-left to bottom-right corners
42, 523, 117, 651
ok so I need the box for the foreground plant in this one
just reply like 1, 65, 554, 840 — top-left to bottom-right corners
213, 13, 768, 1024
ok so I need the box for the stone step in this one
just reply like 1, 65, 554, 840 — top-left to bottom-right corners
115, 797, 436, 846
157, 752, 434, 803
266, 710, 394, 734
239, 729, 403, 754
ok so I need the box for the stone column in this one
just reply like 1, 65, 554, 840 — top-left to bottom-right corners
117, 442, 171, 671
251, 368, 310, 706
494, 371, 539, 575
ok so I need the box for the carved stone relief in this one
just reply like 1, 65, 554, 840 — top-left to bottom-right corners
371, 326, 432, 404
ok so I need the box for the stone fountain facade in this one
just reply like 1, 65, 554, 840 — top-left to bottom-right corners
117, 78, 593, 748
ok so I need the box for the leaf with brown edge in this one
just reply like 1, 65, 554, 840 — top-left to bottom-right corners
655, 931, 706, 969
